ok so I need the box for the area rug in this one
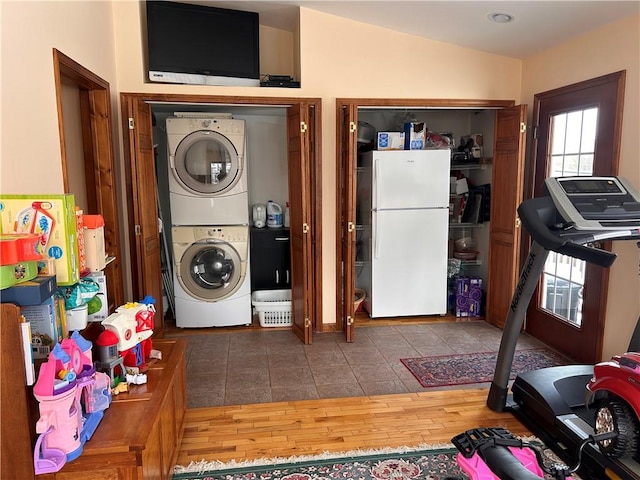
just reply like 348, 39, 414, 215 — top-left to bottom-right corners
172, 441, 580, 480
401, 348, 571, 388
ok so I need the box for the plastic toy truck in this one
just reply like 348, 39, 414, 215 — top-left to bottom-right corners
586, 352, 640, 459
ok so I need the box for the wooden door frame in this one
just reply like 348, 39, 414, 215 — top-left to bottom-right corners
119, 92, 323, 333
335, 98, 515, 334
524, 71, 626, 363
52, 49, 125, 318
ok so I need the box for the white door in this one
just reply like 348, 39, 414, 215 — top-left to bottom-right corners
373, 149, 450, 209
370, 208, 448, 317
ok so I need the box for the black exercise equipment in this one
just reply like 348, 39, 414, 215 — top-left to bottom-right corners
486, 176, 640, 480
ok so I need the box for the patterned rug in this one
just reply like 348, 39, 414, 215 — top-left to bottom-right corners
172, 441, 580, 480
401, 348, 571, 388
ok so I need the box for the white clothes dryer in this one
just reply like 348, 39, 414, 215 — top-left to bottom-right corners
172, 225, 252, 328
167, 114, 249, 225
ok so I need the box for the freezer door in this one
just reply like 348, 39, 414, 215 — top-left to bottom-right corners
373, 149, 451, 209
366, 208, 448, 318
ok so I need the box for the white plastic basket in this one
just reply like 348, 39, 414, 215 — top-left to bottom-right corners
251, 289, 292, 327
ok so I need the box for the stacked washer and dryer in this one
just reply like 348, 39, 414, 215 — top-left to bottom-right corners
167, 113, 252, 328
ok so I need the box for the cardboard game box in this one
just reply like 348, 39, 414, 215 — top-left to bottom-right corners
0, 195, 80, 286
21, 295, 67, 359
455, 277, 483, 317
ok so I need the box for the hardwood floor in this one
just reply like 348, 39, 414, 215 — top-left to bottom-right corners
176, 388, 531, 467
169, 314, 532, 467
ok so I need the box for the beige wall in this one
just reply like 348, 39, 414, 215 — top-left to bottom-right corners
1, 2, 636, 351
0, 1, 118, 193
521, 14, 640, 359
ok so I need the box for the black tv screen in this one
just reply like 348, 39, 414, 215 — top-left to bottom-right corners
146, 1, 260, 86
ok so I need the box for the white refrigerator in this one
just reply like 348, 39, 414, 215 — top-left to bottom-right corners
357, 149, 450, 318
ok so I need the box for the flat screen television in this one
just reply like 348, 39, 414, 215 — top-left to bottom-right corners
146, 1, 260, 87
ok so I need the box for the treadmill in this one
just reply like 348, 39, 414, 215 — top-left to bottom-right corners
486, 176, 640, 480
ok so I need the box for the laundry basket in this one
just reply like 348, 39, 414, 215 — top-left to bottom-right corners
251, 289, 292, 327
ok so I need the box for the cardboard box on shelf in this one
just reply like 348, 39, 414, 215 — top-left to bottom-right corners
0, 260, 38, 289
376, 132, 405, 150
75, 208, 86, 274
84, 214, 106, 272
0, 275, 57, 306
21, 295, 67, 358
403, 122, 426, 150
0, 195, 80, 286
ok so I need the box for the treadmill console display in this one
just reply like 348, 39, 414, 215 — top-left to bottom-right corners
545, 176, 640, 230
559, 178, 625, 195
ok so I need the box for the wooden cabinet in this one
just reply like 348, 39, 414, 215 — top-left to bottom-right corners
250, 227, 291, 291
35, 338, 187, 480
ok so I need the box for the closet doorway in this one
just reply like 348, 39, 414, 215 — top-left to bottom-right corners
52, 49, 125, 317
120, 93, 321, 343
335, 98, 527, 341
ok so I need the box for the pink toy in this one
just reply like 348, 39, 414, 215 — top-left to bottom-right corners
60, 338, 91, 374
33, 334, 110, 473
77, 367, 111, 414
456, 445, 545, 480
70, 330, 93, 363
33, 427, 66, 474
451, 427, 615, 480
33, 378, 83, 465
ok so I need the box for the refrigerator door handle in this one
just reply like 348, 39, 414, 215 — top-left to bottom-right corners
373, 211, 381, 259
374, 158, 380, 208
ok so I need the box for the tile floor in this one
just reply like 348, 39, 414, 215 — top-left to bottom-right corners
178, 321, 549, 409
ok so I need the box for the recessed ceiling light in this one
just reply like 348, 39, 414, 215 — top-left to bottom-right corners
488, 12, 515, 23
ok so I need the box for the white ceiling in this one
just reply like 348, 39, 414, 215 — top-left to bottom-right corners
206, 1, 640, 59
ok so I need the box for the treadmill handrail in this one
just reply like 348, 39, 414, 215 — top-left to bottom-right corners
517, 196, 618, 267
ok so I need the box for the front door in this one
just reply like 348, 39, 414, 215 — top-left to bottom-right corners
525, 71, 626, 363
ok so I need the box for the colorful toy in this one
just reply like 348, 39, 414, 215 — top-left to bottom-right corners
586, 352, 640, 459
94, 329, 126, 388
111, 382, 129, 395
33, 370, 82, 473
126, 372, 148, 385
32, 333, 111, 474
76, 365, 111, 414
451, 427, 617, 480
101, 297, 155, 369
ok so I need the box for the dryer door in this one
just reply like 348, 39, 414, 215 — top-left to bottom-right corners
177, 240, 244, 301
172, 130, 242, 196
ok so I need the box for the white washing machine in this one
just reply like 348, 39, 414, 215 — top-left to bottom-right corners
167, 114, 249, 225
172, 225, 252, 328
